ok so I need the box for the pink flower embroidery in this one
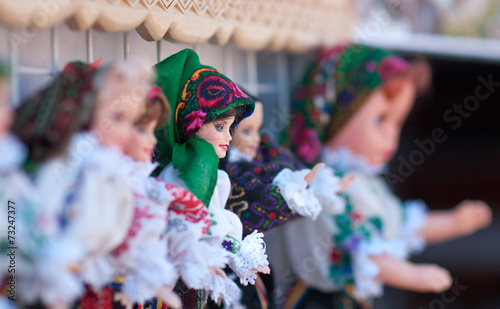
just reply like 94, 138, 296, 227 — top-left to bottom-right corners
230, 82, 249, 98
184, 110, 207, 136
291, 114, 321, 163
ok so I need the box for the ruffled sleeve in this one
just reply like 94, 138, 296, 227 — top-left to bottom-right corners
162, 182, 228, 290
351, 236, 408, 299
339, 201, 427, 300
225, 230, 269, 286
223, 159, 297, 236
15, 195, 86, 306
308, 167, 346, 215
273, 168, 322, 219
401, 199, 427, 254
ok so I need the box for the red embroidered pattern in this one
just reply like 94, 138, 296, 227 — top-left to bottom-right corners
164, 183, 210, 232
113, 192, 167, 257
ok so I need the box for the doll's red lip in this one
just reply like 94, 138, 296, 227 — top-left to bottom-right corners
144, 148, 154, 155
220, 145, 229, 151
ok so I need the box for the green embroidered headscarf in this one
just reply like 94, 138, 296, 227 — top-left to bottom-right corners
13, 61, 100, 164
154, 49, 254, 206
283, 44, 408, 165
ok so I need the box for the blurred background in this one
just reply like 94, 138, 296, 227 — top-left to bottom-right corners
1, 0, 499, 308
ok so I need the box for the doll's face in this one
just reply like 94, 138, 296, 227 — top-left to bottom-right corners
91, 96, 143, 153
90, 63, 151, 152
325, 77, 416, 165
125, 120, 158, 162
196, 115, 235, 159
0, 81, 12, 138
231, 102, 263, 159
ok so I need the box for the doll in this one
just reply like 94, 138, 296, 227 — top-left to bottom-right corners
11, 58, 152, 308
79, 86, 181, 309
0, 62, 32, 308
97, 86, 228, 309
278, 44, 492, 308
222, 92, 349, 235
215, 92, 349, 309
153, 49, 270, 306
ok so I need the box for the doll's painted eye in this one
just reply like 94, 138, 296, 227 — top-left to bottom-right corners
375, 115, 386, 126
114, 113, 124, 122
242, 129, 250, 136
138, 127, 146, 134
215, 123, 224, 132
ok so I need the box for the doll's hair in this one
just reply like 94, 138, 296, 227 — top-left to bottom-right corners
136, 86, 171, 129
208, 105, 248, 133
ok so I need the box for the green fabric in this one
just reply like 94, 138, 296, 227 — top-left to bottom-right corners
0, 61, 7, 79
13, 61, 99, 164
282, 44, 408, 165
154, 49, 254, 206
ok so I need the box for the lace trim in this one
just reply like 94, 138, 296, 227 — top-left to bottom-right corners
121, 258, 177, 303
17, 238, 84, 305
309, 166, 346, 215
402, 199, 427, 254
180, 241, 229, 289
227, 146, 253, 163
227, 230, 269, 286
352, 237, 408, 300
321, 147, 386, 176
67, 132, 130, 179
209, 276, 242, 306
273, 168, 323, 219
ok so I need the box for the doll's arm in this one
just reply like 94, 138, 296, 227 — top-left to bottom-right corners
225, 163, 298, 235
370, 254, 452, 293
308, 166, 347, 215
273, 167, 323, 219
420, 200, 491, 244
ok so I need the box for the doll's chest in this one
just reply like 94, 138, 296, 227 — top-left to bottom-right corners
345, 174, 403, 240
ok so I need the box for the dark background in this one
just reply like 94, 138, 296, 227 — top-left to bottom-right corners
378, 55, 500, 309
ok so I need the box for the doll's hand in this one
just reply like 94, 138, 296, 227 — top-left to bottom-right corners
254, 264, 271, 274
452, 200, 492, 236
304, 163, 325, 185
114, 293, 133, 309
209, 267, 227, 278
336, 174, 355, 193
413, 264, 452, 293
156, 285, 182, 309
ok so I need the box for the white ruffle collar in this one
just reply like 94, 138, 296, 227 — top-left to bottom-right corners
227, 146, 253, 163
0, 134, 27, 172
68, 132, 131, 178
123, 156, 158, 180
321, 147, 386, 176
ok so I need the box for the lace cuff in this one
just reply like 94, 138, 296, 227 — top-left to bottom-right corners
208, 276, 242, 306
227, 230, 269, 286
18, 239, 84, 305
402, 200, 428, 254
309, 167, 346, 215
352, 237, 408, 300
273, 168, 323, 219
121, 258, 177, 303
80, 255, 115, 291
179, 241, 229, 289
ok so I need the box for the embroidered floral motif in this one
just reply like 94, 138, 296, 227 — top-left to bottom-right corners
164, 183, 210, 233
175, 68, 253, 141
